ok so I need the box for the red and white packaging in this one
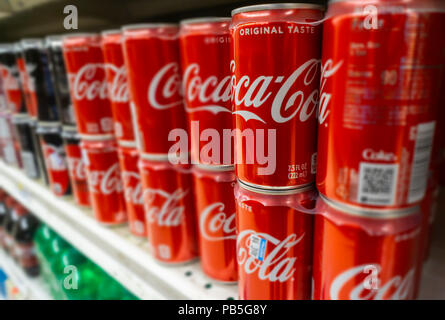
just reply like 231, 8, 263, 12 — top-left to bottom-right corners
62, 127, 90, 207
0, 112, 22, 167
234, 181, 316, 300
231, 4, 323, 189
316, 0, 445, 209
62, 34, 113, 138
122, 24, 188, 156
312, 195, 422, 300
179, 18, 233, 165
117, 145, 147, 237
139, 158, 197, 263
37, 124, 71, 197
0, 43, 25, 114
80, 139, 127, 225
192, 165, 237, 282
101, 30, 134, 144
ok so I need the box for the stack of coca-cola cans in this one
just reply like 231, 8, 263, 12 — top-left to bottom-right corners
0, 0, 444, 301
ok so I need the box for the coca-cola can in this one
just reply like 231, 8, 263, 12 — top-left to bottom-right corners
20, 39, 59, 123
11, 113, 40, 179
122, 24, 187, 156
0, 44, 26, 114
231, 4, 324, 189
192, 164, 237, 282
62, 126, 90, 207
101, 30, 134, 144
313, 195, 422, 300
80, 138, 127, 225
234, 180, 316, 300
29, 118, 49, 185
62, 33, 114, 138
46, 36, 76, 126
117, 144, 147, 237
317, 0, 445, 209
0, 112, 22, 167
36, 123, 71, 196
179, 18, 233, 166
139, 158, 197, 263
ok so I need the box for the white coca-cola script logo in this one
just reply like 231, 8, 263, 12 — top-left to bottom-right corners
88, 163, 123, 195
67, 156, 86, 180
43, 144, 67, 171
199, 202, 236, 241
144, 187, 188, 226
121, 171, 143, 205
105, 64, 129, 103
231, 59, 320, 124
237, 230, 305, 282
148, 62, 182, 110
329, 264, 415, 300
71, 63, 108, 101
183, 63, 231, 114
318, 59, 343, 125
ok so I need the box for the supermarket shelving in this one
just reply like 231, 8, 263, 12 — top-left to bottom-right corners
0, 249, 52, 300
0, 161, 238, 300
1, 160, 445, 300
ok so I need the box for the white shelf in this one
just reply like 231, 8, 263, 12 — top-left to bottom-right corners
0, 249, 52, 300
0, 161, 238, 300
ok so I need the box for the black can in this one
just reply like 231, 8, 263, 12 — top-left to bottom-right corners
29, 119, 49, 185
21, 39, 58, 122
11, 114, 41, 179
45, 36, 76, 126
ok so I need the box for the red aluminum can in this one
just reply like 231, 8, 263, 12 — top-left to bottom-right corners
117, 145, 147, 237
192, 165, 237, 282
122, 24, 187, 156
63, 34, 113, 138
81, 138, 127, 225
312, 195, 422, 300
0, 43, 25, 114
139, 158, 197, 263
179, 18, 233, 166
101, 30, 134, 144
231, 4, 323, 189
317, 0, 445, 209
62, 126, 90, 207
234, 180, 316, 300
37, 123, 71, 196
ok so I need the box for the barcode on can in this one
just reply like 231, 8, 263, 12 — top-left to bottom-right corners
357, 162, 398, 205
407, 121, 435, 204
249, 234, 267, 261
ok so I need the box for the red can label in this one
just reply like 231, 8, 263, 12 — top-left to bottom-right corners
0, 63, 23, 114
231, 8, 323, 188
235, 183, 314, 300
102, 32, 134, 142
63, 36, 114, 136
139, 159, 197, 263
316, 2, 445, 208
193, 167, 237, 282
41, 141, 71, 196
180, 19, 233, 165
117, 147, 146, 237
65, 142, 90, 207
81, 141, 127, 225
123, 26, 188, 155
313, 198, 421, 300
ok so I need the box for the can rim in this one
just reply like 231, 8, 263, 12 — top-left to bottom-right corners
61, 125, 79, 139
231, 3, 325, 16
62, 33, 100, 40
11, 113, 31, 124
180, 17, 231, 25
0, 43, 14, 52
118, 140, 137, 148
101, 29, 122, 36
20, 38, 43, 48
238, 179, 314, 195
319, 194, 419, 219
139, 152, 171, 162
194, 164, 234, 172
121, 23, 178, 32
36, 122, 61, 134
79, 133, 115, 141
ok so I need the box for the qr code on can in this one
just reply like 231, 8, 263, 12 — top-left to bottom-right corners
357, 162, 398, 206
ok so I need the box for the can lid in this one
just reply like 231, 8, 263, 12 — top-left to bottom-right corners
36, 122, 61, 134
11, 113, 31, 125
20, 38, 44, 49
101, 29, 122, 36
319, 194, 420, 219
121, 23, 178, 31
61, 126, 79, 139
237, 179, 314, 195
139, 152, 171, 162
45, 35, 63, 47
62, 33, 99, 41
194, 163, 234, 172
79, 133, 115, 141
232, 3, 325, 16
118, 140, 137, 148
0, 43, 14, 53
180, 17, 231, 25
